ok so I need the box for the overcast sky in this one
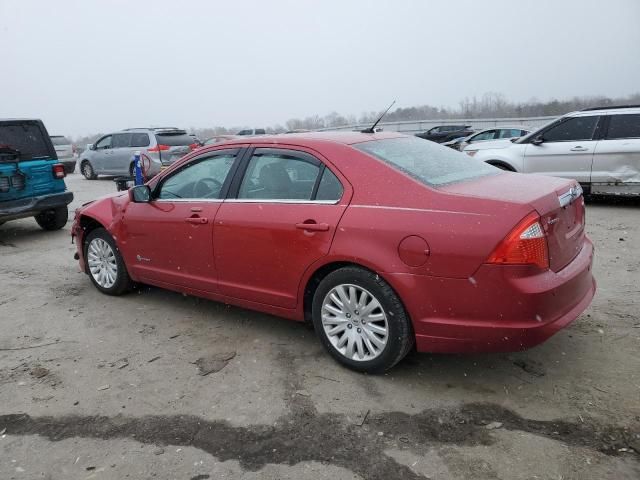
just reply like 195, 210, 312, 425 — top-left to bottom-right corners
2, 0, 639, 137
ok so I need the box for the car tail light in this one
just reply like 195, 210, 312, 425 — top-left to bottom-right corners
189, 143, 199, 151
147, 144, 171, 153
52, 163, 66, 179
486, 212, 549, 269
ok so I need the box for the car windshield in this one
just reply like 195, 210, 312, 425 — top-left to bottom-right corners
355, 137, 498, 187
51, 136, 71, 146
0, 122, 52, 160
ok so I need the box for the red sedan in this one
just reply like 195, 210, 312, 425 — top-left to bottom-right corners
72, 132, 595, 372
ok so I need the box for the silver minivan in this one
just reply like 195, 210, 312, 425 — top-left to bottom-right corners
79, 128, 196, 180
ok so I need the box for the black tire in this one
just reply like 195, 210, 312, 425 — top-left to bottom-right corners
81, 160, 97, 180
34, 206, 68, 230
64, 163, 76, 174
312, 267, 414, 373
84, 228, 133, 295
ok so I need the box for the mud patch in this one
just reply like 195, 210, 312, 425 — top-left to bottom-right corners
0, 404, 637, 480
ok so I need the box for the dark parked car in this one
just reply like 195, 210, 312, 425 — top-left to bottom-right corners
416, 125, 475, 143
73, 132, 594, 373
1, 119, 73, 230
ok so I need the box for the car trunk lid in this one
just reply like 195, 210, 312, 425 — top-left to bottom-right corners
153, 130, 195, 166
441, 172, 586, 272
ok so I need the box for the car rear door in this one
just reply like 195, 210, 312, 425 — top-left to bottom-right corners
591, 113, 640, 191
121, 148, 242, 292
522, 115, 602, 183
214, 147, 350, 309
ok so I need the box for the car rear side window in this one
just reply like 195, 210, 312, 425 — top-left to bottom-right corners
238, 152, 320, 201
130, 133, 150, 147
542, 116, 599, 142
606, 114, 640, 139
355, 137, 497, 187
315, 168, 343, 201
112, 133, 132, 148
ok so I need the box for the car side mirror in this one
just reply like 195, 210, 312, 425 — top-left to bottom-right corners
88, 143, 96, 150
130, 185, 151, 203
531, 135, 544, 145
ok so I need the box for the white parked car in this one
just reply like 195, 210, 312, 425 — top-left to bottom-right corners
466, 106, 640, 195
458, 126, 530, 152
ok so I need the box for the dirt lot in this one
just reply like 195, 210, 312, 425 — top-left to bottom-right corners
1, 173, 639, 480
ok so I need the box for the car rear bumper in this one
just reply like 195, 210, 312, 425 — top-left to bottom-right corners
388, 238, 596, 353
0, 191, 74, 222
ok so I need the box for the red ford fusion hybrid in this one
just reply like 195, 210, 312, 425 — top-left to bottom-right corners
72, 132, 595, 372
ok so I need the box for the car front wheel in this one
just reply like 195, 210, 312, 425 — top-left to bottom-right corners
312, 267, 414, 373
84, 228, 132, 295
81, 161, 97, 179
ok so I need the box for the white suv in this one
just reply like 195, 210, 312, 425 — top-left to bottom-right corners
466, 106, 640, 195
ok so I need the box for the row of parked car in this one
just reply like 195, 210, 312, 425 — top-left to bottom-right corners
1, 108, 634, 371
414, 105, 640, 196
2, 106, 639, 233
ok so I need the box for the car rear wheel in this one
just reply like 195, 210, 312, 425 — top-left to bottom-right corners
84, 228, 132, 295
312, 267, 414, 373
34, 206, 68, 230
81, 161, 97, 180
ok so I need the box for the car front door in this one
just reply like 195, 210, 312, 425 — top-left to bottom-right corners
522, 115, 602, 183
109, 133, 133, 174
214, 147, 350, 309
92, 135, 113, 173
121, 148, 242, 292
591, 113, 640, 187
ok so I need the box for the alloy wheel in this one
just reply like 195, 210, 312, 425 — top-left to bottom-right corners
321, 284, 389, 361
87, 238, 118, 288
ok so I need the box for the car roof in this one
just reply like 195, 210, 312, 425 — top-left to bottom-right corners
567, 106, 640, 117
217, 130, 407, 147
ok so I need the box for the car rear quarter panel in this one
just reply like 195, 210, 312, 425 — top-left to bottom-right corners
315, 145, 533, 280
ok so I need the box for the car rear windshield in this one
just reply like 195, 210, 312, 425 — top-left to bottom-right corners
155, 131, 194, 146
51, 136, 71, 146
0, 122, 53, 160
355, 137, 498, 187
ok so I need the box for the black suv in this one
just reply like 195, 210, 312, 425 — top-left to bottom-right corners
415, 125, 475, 143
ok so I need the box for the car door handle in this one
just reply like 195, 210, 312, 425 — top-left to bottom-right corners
570, 146, 588, 152
295, 222, 329, 232
185, 217, 208, 224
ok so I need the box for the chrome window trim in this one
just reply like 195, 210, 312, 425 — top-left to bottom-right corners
153, 198, 339, 205
155, 198, 224, 203
226, 198, 339, 205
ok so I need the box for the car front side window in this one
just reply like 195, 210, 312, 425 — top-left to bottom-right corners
95, 136, 112, 149
542, 116, 599, 142
158, 153, 237, 200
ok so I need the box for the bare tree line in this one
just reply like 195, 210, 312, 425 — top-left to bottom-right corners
73, 92, 639, 145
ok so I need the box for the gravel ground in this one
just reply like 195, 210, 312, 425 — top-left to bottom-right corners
1, 173, 639, 480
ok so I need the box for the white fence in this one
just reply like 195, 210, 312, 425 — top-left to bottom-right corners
318, 116, 557, 134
